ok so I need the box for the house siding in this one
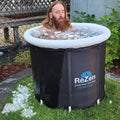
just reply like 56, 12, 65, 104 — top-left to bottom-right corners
70, 0, 117, 20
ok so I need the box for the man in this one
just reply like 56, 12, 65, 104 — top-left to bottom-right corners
41, 1, 72, 31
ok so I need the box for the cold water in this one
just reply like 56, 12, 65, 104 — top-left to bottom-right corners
31, 26, 103, 40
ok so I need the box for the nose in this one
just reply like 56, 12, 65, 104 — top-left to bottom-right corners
59, 12, 64, 18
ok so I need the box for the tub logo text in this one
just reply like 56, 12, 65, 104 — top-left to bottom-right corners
74, 71, 96, 89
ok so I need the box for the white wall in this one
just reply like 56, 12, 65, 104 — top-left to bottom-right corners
70, 0, 117, 20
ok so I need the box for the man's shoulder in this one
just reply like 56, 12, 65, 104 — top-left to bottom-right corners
40, 26, 48, 30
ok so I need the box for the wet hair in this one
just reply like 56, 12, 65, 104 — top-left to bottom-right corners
42, 1, 72, 29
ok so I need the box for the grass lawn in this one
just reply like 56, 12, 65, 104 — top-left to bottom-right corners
0, 76, 120, 120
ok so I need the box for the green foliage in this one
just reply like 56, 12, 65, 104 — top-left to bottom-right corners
0, 57, 12, 65
14, 49, 31, 67
72, 0, 120, 68
72, 11, 97, 23
99, 2, 120, 68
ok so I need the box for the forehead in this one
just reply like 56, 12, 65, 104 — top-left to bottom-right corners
52, 3, 64, 11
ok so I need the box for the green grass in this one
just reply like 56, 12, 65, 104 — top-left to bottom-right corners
0, 76, 120, 120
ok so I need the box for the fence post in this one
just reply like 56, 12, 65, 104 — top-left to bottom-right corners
4, 28, 9, 42
13, 26, 19, 43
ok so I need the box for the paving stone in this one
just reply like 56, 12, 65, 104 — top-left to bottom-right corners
0, 78, 18, 85
0, 68, 32, 110
0, 83, 15, 93
0, 93, 9, 103
105, 71, 120, 82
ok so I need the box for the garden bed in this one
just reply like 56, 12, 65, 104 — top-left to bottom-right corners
0, 43, 30, 82
0, 64, 29, 82
106, 59, 120, 76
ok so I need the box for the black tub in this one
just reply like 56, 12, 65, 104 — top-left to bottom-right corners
24, 23, 111, 109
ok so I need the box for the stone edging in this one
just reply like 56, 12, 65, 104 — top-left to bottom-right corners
105, 71, 120, 82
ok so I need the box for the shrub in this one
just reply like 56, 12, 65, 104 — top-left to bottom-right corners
99, 3, 120, 68
72, 11, 97, 23
72, 0, 120, 68
14, 49, 31, 67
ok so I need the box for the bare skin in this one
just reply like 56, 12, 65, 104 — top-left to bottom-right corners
40, 3, 73, 31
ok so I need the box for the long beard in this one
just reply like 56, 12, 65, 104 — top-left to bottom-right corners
52, 16, 70, 31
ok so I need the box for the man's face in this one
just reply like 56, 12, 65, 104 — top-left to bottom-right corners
49, 3, 70, 31
49, 3, 65, 23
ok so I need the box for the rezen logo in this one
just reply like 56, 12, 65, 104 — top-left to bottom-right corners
74, 71, 96, 88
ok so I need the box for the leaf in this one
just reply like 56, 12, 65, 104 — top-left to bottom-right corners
74, 10, 80, 14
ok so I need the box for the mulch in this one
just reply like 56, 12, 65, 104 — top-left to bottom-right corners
0, 43, 30, 82
106, 59, 120, 76
0, 64, 29, 82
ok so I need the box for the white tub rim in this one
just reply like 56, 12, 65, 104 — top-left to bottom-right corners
24, 23, 111, 49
